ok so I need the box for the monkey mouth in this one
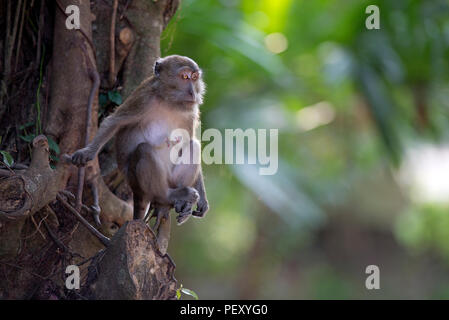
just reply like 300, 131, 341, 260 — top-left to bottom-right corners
184, 96, 196, 103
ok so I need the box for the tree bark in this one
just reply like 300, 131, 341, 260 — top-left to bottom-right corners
87, 220, 177, 300
0, 0, 181, 300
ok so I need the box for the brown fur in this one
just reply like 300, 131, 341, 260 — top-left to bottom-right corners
71, 55, 209, 223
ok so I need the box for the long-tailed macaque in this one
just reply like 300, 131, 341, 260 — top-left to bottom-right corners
71, 55, 209, 225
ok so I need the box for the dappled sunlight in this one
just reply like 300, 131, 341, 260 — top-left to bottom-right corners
243, 0, 293, 32
264, 32, 289, 54
162, 0, 449, 299
296, 101, 336, 132
398, 143, 449, 204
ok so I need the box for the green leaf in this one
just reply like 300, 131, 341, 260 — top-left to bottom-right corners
19, 134, 36, 143
0, 151, 14, 167
50, 154, 60, 162
108, 91, 122, 105
176, 288, 181, 300
99, 93, 109, 107
47, 136, 60, 154
19, 122, 35, 131
181, 287, 199, 300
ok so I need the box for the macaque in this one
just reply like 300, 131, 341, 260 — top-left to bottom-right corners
71, 55, 209, 225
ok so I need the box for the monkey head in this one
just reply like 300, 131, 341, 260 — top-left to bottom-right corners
154, 55, 205, 106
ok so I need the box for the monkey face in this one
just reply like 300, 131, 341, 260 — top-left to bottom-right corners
154, 55, 206, 105
175, 66, 201, 103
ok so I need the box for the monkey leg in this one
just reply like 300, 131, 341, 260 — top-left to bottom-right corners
156, 208, 171, 255
144, 205, 172, 254
128, 141, 200, 223
168, 139, 201, 224
152, 205, 169, 231
133, 194, 151, 220
128, 142, 168, 220
171, 139, 201, 186
150, 206, 171, 254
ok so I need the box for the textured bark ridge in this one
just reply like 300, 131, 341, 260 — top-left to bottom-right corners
0, 135, 66, 221
0, 135, 67, 258
121, 0, 180, 98
89, 220, 177, 300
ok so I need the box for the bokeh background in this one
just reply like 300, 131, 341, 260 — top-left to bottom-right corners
162, 0, 449, 299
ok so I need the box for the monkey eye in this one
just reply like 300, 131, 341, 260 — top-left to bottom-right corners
182, 74, 189, 80
191, 72, 198, 81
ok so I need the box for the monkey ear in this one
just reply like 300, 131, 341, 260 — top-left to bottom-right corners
154, 60, 162, 76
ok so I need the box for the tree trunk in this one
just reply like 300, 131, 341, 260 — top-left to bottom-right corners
86, 220, 177, 300
0, 0, 180, 300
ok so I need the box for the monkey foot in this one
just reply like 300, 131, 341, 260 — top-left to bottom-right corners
91, 204, 101, 226
174, 199, 196, 225
176, 212, 192, 225
152, 206, 170, 231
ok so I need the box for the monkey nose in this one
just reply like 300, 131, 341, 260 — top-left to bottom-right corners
188, 83, 195, 99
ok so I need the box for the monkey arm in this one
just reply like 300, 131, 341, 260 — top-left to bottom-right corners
71, 112, 137, 166
88, 116, 124, 154
192, 169, 209, 217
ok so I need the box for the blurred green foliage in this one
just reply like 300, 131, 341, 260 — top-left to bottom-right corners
160, 0, 449, 299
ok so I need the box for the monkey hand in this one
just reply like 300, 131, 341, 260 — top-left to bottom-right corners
192, 198, 209, 218
71, 147, 95, 167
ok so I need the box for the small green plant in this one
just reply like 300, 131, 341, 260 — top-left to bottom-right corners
35, 45, 46, 135
0, 150, 14, 167
19, 122, 60, 166
100, 90, 122, 107
176, 284, 199, 300
107, 90, 122, 105
19, 133, 59, 153
99, 90, 123, 117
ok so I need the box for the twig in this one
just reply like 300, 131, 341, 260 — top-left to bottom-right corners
45, 204, 59, 226
42, 219, 68, 252
35, 0, 44, 66
109, 0, 118, 87
21, 212, 49, 240
119, 0, 132, 20
0, 261, 46, 280
35, 45, 45, 135
33, 3, 46, 134
0, 169, 14, 177
60, 190, 96, 215
5, 1, 11, 48
75, 252, 98, 267
1, 0, 24, 106
57, 193, 110, 247
0, 160, 15, 174
45, 250, 97, 282
0, 1, 13, 117
11, 0, 23, 52
14, 0, 27, 73
12, 163, 28, 169
31, 215, 46, 240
